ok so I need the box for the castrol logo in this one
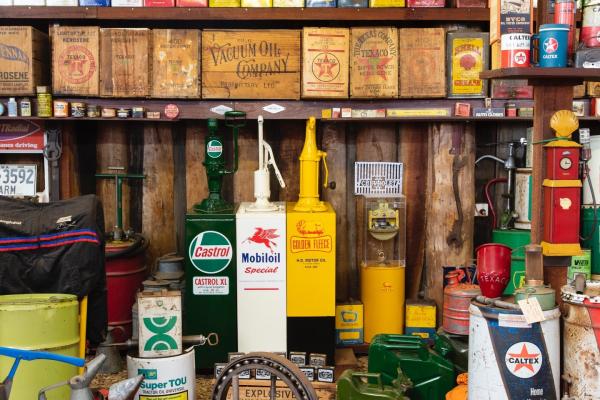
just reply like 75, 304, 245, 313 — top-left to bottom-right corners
505, 342, 543, 378
189, 231, 232, 274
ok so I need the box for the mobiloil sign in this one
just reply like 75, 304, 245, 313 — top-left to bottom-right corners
287, 117, 336, 363
236, 115, 287, 353
184, 111, 245, 369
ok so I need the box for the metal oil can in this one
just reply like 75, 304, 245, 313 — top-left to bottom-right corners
337, 370, 410, 400
514, 280, 556, 310
446, 32, 489, 98
443, 270, 480, 335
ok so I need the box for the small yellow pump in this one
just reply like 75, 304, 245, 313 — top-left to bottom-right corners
294, 117, 329, 212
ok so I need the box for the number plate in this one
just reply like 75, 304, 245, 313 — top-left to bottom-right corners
0, 164, 37, 197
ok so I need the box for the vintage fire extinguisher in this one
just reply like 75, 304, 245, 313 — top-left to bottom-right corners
541, 110, 583, 256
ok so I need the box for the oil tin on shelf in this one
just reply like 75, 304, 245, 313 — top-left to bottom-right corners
582, 0, 600, 48
336, 302, 364, 345
468, 301, 560, 400
446, 32, 489, 98
562, 282, 600, 399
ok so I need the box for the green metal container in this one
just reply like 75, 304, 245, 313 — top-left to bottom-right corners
0, 294, 80, 400
582, 206, 600, 277
491, 229, 531, 294
337, 370, 410, 400
514, 281, 556, 310
184, 211, 237, 370
368, 334, 455, 400
434, 328, 468, 373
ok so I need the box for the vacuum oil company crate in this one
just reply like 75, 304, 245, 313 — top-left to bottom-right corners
0, 26, 48, 96
100, 28, 151, 97
399, 28, 446, 98
51, 26, 99, 96
152, 29, 201, 98
350, 27, 398, 98
302, 27, 349, 99
202, 30, 301, 99
446, 32, 489, 98
138, 290, 182, 357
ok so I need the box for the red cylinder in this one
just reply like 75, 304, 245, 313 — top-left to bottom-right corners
106, 242, 147, 342
443, 271, 481, 335
476, 243, 511, 298
582, 0, 600, 48
554, 0, 576, 56
501, 33, 531, 68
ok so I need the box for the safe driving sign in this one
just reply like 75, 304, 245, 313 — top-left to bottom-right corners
188, 230, 233, 274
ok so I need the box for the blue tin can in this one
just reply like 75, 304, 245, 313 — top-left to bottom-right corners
530, 24, 570, 67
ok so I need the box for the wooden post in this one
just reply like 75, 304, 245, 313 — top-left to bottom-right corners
185, 121, 208, 211
142, 123, 175, 263
234, 125, 258, 204
321, 122, 349, 302
96, 122, 130, 231
425, 123, 475, 317
398, 123, 429, 299
59, 122, 80, 199
276, 121, 305, 203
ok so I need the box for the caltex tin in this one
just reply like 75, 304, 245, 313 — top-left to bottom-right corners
468, 301, 560, 400
501, 33, 531, 68
582, 0, 600, 48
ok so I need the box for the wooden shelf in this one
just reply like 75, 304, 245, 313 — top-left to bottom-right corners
480, 68, 600, 85
1, 6, 490, 21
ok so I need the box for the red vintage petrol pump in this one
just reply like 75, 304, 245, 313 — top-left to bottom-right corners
541, 110, 583, 256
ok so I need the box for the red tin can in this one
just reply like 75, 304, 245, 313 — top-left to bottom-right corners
554, 0, 576, 56
443, 270, 480, 335
476, 244, 512, 298
582, 0, 600, 48
501, 33, 531, 68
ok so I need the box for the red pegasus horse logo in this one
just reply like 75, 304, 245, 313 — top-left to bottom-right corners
244, 228, 279, 253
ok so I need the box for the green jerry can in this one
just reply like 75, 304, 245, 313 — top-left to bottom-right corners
368, 334, 455, 400
337, 369, 411, 400
434, 328, 468, 373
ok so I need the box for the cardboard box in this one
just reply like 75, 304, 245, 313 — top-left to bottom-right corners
241, 0, 271, 5
406, 0, 443, 5
286, 202, 336, 317
369, 0, 404, 5
0, 26, 48, 96
137, 291, 182, 358
273, 0, 303, 5
51, 26, 99, 96
338, 0, 367, 6
144, 0, 174, 5
350, 27, 398, 98
0, 0, 14, 5
491, 79, 533, 99
13, 0, 44, 4
218, 379, 336, 400
399, 28, 446, 98
111, 0, 142, 6
79, 0, 109, 5
209, 0, 240, 5
490, 0, 534, 43
335, 303, 364, 345
47, 0, 77, 5
452, 0, 486, 6
574, 84, 586, 98
151, 29, 200, 98
447, 32, 489, 98
302, 27, 349, 99
100, 28, 151, 97
202, 30, 300, 99
177, 0, 207, 6
306, 0, 335, 5
589, 82, 600, 97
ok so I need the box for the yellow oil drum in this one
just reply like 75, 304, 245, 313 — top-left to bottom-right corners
361, 263, 405, 342
0, 294, 80, 400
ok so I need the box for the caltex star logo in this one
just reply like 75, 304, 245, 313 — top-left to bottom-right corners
505, 342, 543, 378
312, 53, 340, 82
514, 51, 528, 65
358, 47, 392, 81
543, 38, 559, 54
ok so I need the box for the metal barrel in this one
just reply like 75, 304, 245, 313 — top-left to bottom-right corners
468, 301, 560, 400
562, 282, 600, 399
0, 294, 80, 400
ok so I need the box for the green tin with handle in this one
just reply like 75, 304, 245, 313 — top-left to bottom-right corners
337, 370, 410, 400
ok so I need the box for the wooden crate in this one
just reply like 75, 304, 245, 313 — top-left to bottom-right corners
51, 26, 99, 96
151, 29, 200, 99
589, 82, 600, 97
399, 28, 446, 98
217, 379, 336, 400
0, 26, 48, 96
302, 27, 349, 99
202, 30, 300, 99
350, 27, 398, 98
100, 28, 151, 97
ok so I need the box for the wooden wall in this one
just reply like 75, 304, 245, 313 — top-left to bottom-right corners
56, 119, 484, 311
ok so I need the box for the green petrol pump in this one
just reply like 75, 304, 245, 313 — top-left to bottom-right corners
184, 111, 245, 370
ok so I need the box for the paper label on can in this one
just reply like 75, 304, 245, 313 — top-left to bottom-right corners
193, 276, 229, 295
140, 392, 188, 400
188, 230, 232, 273
504, 341, 543, 378
498, 313, 531, 328
451, 37, 484, 95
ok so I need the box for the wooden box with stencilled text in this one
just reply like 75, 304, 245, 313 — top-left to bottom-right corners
218, 379, 336, 400
0, 26, 49, 96
51, 26, 99, 96
100, 28, 151, 97
302, 27, 350, 99
350, 27, 398, 98
202, 30, 301, 99
399, 28, 446, 98
152, 29, 201, 98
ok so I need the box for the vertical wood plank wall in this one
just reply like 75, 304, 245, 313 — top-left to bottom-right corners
51, 119, 533, 306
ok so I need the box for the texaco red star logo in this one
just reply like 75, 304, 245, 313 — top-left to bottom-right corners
314, 53, 338, 79
514, 51, 527, 65
505, 342, 543, 378
543, 38, 559, 54
358, 47, 393, 81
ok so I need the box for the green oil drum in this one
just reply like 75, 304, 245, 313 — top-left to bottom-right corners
491, 229, 531, 294
582, 206, 600, 277
0, 294, 80, 400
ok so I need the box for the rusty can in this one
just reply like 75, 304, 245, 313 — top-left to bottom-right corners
443, 270, 480, 335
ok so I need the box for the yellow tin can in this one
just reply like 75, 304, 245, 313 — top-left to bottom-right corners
405, 299, 436, 339
335, 303, 364, 345
369, 0, 404, 6
361, 263, 405, 342
286, 202, 336, 317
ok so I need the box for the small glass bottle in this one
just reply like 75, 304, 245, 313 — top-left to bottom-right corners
7, 98, 17, 117
36, 86, 52, 118
20, 98, 31, 117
